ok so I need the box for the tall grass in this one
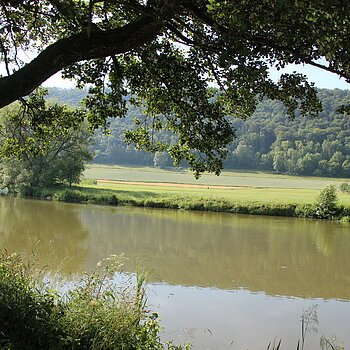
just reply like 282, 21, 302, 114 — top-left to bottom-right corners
266, 305, 344, 350
0, 252, 189, 350
0, 254, 345, 350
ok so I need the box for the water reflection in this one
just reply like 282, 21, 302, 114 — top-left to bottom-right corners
1, 197, 350, 349
0, 197, 89, 272
1, 197, 350, 300
78, 205, 350, 300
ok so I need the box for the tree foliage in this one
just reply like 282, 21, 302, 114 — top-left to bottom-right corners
50, 88, 349, 178
315, 185, 338, 219
226, 89, 350, 177
1, 0, 350, 174
0, 93, 92, 194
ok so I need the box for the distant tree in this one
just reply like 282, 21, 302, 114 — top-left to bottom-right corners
0, 92, 92, 194
328, 151, 344, 176
273, 153, 286, 174
300, 153, 322, 175
259, 153, 273, 170
339, 182, 350, 193
153, 151, 172, 168
342, 159, 350, 177
232, 142, 259, 169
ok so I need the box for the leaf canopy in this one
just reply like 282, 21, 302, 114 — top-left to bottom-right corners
0, 0, 349, 174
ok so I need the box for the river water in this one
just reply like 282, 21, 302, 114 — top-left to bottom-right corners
0, 196, 349, 349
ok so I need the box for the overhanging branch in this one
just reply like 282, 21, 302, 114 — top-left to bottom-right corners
0, 15, 162, 108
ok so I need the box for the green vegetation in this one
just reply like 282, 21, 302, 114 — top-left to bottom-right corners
3, 149, 349, 219
50, 88, 350, 179
340, 182, 350, 194
314, 185, 338, 219
227, 90, 350, 178
2, 1, 350, 175
102, 89, 350, 177
0, 92, 92, 195
1, 3, 350, 347
0, 252, 189, 350
47, 88, 88, 107
24, 178, 350, 221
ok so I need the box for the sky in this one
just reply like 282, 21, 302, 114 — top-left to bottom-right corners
42, 62, 350, 90
1, 56, 348, 90
268, 63, 350, 90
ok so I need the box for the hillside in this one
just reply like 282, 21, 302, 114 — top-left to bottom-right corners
47, 88, 350, 178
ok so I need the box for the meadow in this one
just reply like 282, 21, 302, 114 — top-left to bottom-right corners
84, 164, 350, 206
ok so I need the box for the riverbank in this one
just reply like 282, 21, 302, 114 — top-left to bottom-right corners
21, 182, 350, 221
0, 252, 189, 350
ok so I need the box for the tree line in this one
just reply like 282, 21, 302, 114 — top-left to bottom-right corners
48, 87, 350, 178
226, 89, 350, 177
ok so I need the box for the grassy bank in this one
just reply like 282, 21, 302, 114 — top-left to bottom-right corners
6, 163, 347, 220
0, 254, 343, 350
23, 181, 350, 221
0, 253, 189, 350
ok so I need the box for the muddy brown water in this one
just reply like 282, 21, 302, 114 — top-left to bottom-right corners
1, 196, 349, 349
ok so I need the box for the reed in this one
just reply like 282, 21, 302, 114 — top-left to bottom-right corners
0, 252, 189, 350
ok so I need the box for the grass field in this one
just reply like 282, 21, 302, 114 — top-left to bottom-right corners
84, 164, 350, 189
83, 164, 350, 206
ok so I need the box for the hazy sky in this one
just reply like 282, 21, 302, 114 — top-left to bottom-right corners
268, 63, 349, 90
1, 58, 348, 90
43, 63, 350, 90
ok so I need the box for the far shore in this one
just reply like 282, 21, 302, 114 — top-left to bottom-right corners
13, 179, 350, 222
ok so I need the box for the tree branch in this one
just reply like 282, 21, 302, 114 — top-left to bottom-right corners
0, 15, 163, 108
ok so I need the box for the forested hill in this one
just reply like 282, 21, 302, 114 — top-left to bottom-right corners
228, 89, 350, 177
47, 88, 350, 178
47, 87, 88, 106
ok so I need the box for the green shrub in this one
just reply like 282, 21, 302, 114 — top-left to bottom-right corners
295, 203, 317, 218
340, 216, 350, 223
314, 185, 338, 219
57, 189, 88, 203
0, 253, 64, 349
87, 194, 119, 205
0, 253, 190, 350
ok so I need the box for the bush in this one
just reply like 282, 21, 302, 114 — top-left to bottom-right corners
0, 253, 64, 349
0, 253, 190, 350
314, 185, 338, 219
56, 189, 88, 203
295, 203, 317, 218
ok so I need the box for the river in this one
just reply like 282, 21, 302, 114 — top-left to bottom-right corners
0, 196, 349, 349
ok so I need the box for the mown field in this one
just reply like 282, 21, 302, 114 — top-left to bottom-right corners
83, 164, 350, 206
